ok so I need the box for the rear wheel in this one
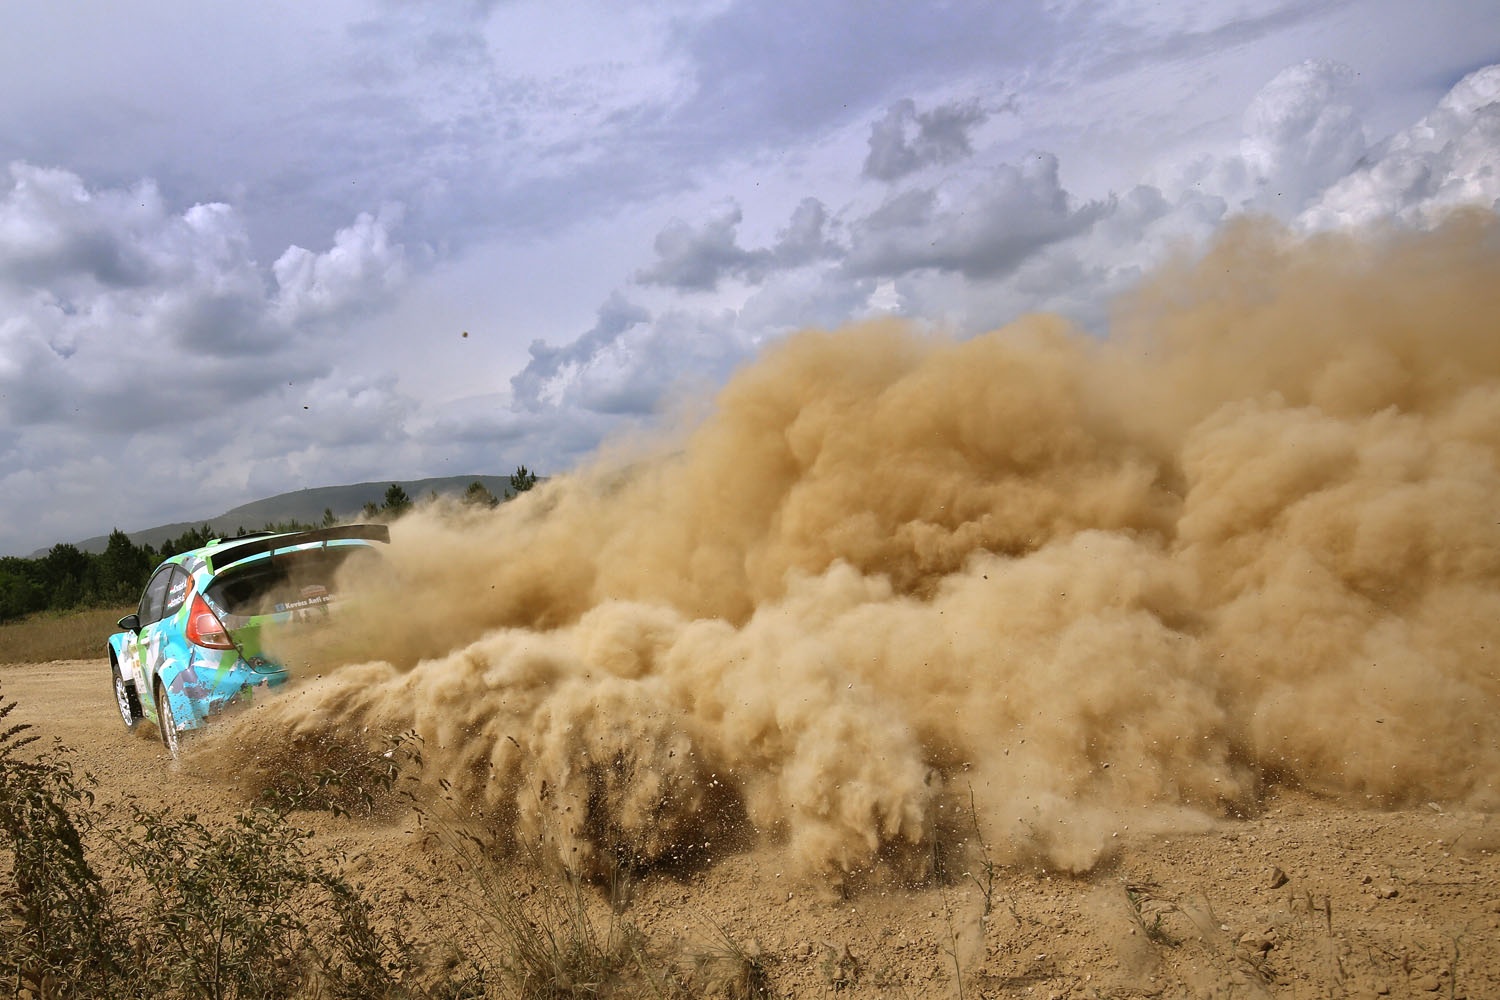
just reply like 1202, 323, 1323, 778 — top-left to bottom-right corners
155, 681, 181, 758
111, 658, 140, 730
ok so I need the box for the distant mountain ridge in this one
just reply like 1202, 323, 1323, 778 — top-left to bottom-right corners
36, 475, 516, 557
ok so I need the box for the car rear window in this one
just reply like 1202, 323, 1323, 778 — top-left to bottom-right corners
205, 544, 377, 618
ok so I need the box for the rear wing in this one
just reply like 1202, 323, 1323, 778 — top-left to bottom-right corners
205, 524, 390, 573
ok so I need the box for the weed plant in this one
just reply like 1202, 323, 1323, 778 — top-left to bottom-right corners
0, 684, 423, 999
3, 686, 771, 999
690, 918, 772, 1000
0, 695, 124, 996
403, 761, 667, 999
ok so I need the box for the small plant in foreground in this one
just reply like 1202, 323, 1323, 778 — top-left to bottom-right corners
1123, 881, 1180, 947
0, 692, 125, 997
1, 683, 423, 999
690, 919, 773, 1000
962, 785, 998, 917
426, 813, 655, 999
818, 942, 860, 993
5, 686, 786, 1000
116, 801, 417, 1000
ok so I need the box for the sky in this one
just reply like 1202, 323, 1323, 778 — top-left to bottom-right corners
1, 0, 1498, 555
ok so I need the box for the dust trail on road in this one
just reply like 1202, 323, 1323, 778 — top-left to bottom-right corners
218, 212, 1500, 881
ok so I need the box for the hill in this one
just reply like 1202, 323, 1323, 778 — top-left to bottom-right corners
39, 476, 516, 556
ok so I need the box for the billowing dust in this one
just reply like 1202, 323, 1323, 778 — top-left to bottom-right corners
215, 214, 1500, 883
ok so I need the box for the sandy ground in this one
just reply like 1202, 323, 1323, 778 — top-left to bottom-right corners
4, 658, 1498, 999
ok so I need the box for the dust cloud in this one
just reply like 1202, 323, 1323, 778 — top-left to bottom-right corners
222, 213, 1500, 882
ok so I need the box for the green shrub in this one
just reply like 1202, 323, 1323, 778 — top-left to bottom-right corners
1, 685, 772, 1000
0, 683, 421, 1000
0, 695, 125, 997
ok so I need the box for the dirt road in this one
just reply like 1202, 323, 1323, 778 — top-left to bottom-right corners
2, 658, 191, 793
4, 658, 1498, 998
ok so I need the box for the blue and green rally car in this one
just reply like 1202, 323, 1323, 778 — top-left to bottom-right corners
107, 524, 388, 756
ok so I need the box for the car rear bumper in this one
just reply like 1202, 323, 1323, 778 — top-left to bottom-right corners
167, 649, 289, 730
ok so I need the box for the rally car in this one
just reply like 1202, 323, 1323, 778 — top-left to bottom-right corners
107, 524, 388, 756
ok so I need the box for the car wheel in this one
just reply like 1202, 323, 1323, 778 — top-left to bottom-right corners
155, 681, 181, 759
111, 658, 140, 730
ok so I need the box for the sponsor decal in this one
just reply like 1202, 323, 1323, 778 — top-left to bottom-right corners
274, 585, 334, 614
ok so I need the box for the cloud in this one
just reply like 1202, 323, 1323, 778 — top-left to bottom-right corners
0, 165, 291, 432
563, 307, 751, 416
844, 152, 1105, 280
512, 296, 751, 419
523, 64, 1499, 445
1302, 64, 1500, 229
511, 292, 652, 409
863, 97, 991, 182
4, 0, 1499, 562
1238, 59, 1367, 211
273, 206, 408, 324
635, 204, 767, 292
771, 197, 841, 267
636, 198, 840, 292
0, 164, 165, 290
673, 2, 1043, 148
0, 163, 413, 430
524, 59, 1500, 454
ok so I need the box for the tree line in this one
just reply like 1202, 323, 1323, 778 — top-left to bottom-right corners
0, 470, 537, 623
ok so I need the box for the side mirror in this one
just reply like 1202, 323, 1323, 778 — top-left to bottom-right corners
117, 613, 141, 633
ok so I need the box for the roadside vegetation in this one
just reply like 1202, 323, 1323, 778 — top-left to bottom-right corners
0, 523, 312, 626
0, 684, 766, 1000
0, 469, 539, 626
0, 605, 136, 664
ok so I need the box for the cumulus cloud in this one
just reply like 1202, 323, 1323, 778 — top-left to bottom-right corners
511, 292, 652, 410
0, 165, 286, 431
635, 204, 767, 292
568, 308, 747, 416
0, 164, 164, 290
0, 162, 423, 552
0, 163, 412, 433
519, 64, 1500, 440
1238, 59, 1367, 211
513, 301, 752, 419
844, 152, 1105, 280
771, 197, 841, 267
8, 16, 1500, 562
524, 146, 1115, 425
506, 54, 1500, 489
1302, 64, 1500, 229
273, 206, 407, 324
862, 97, 991, 182
636, 198, 840, 292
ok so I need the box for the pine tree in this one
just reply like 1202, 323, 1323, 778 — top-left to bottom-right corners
508, 465, 538, 494
381, 484, 412, 517
94, 529, 150, 604
463, 481, 499, 508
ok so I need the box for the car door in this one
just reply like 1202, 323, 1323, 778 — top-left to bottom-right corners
132, 568, 170, 696
134, 566, 187, 709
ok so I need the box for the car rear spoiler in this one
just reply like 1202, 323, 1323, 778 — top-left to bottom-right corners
206, 524, 390, 573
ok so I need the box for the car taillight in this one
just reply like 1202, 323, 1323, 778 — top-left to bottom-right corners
185, 593, 234, 649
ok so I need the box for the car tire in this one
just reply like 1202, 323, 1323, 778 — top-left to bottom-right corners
111, 657, 141, 730
155, 680, 181, 759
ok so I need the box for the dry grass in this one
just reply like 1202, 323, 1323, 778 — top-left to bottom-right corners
0, 605, 133, 664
